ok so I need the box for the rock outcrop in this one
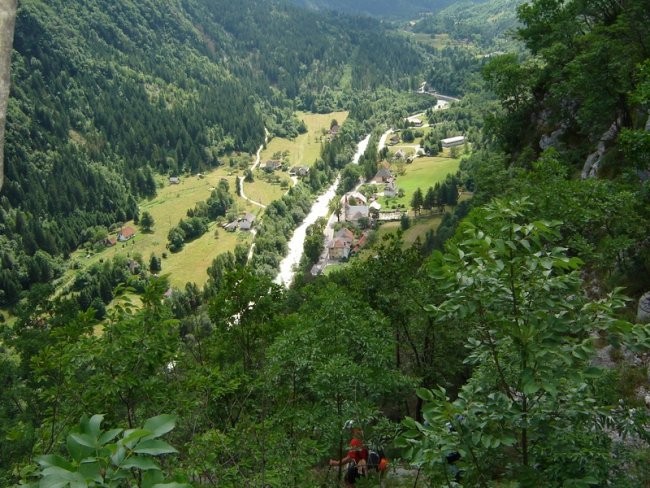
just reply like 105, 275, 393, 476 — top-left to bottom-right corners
581, 119, 621, 179
637, 292, 650, 324
0, 0, 17, 192
539, 123, 568, 150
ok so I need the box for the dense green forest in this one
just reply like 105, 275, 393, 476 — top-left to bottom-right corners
1, 0, 650, 486
0, 0, 425, 307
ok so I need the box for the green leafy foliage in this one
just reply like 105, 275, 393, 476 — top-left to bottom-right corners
399, 199, 650, 485
22, 414, 187, 488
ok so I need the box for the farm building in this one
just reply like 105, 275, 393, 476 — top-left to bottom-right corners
441, 136, 466, 148
118, 227, 136, 241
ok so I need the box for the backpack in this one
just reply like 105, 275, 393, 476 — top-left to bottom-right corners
367, 448, 388, 473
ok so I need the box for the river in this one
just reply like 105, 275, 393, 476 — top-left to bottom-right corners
274, 134, 371, 287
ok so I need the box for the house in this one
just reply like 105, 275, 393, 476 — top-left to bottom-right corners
290, 166, 310, 177
369, 201, 382, 213
223, 221, 239, 232
334, 227, 355, 245
238, 213, 256, 231
384, 180, 398, 198
352, 232, 369, 254
169, 176, 181, 184
263, 160, 282, 172
118, 226, 136, 241
388, 134, 400, 145
341, 191, 367, 206
328, 238, 351, 260
394, 149, 406, 160
329, 124, 340, 136
345, 205, 370, 223
441, 136, 466, 148
410, 117, 423, 127
104, 236, 117, 247
373, 167, 393, 183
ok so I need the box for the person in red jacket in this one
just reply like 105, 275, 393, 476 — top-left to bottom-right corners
329, 431, 368, 486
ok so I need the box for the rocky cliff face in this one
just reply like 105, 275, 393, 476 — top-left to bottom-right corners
638, 292, 650, 324
0, 0, 17, 192
581, 119, 621, 179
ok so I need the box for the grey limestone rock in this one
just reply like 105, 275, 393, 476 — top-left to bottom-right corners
638, 292, 650, 324
582, 119, 621, 179
0, 0, 18, 192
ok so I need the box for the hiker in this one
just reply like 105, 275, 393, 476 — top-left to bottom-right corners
329, 423, 368, 486
329, 437, 368, 486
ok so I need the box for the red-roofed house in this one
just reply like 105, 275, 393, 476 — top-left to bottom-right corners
118, 226, 136, 242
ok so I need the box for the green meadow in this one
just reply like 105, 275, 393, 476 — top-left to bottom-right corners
66, 167, 253, 289
259, 111, 348, 167
379, 154, 461, 208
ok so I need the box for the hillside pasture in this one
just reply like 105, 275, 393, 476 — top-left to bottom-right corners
244, 171, 292, 207
379, 155, 461, 208
260, 111, 348, 168
65, 167, 253, 289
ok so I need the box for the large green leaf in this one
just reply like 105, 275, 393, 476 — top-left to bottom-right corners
120, 429, 153, 448
142, 415, 176, 438
133, 439, 178, 456
69, 433, 97, 450
78, 461, 102, 484
36, 455, 74, 471
98, 428, 123, 446
120, 456, 160, 471
86, 414, 104, 438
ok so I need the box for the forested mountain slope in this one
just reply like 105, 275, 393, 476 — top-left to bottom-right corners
288, 0, 458, 19
0, 0, 423, 306
413, 0, 525, 47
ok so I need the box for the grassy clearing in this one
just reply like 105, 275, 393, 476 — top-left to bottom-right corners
246, 172, 292, 206
406, 31, 474, 51
162, 223, 252, 286
65, 167, 252, 289
379, 155, 461, 208
386, 126, 433, 151
375, 214, 444, 247
260, 111, 348, 168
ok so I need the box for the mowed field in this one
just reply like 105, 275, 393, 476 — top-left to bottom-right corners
259, 111, 349, 168
379, 154, 461, 208
66, 167, 256, 289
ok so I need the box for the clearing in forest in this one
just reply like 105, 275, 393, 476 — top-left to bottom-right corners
379, 155, 461, 208
246, 110, 349, 204
65, 167, 255, 289
259, 111, 349, 168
